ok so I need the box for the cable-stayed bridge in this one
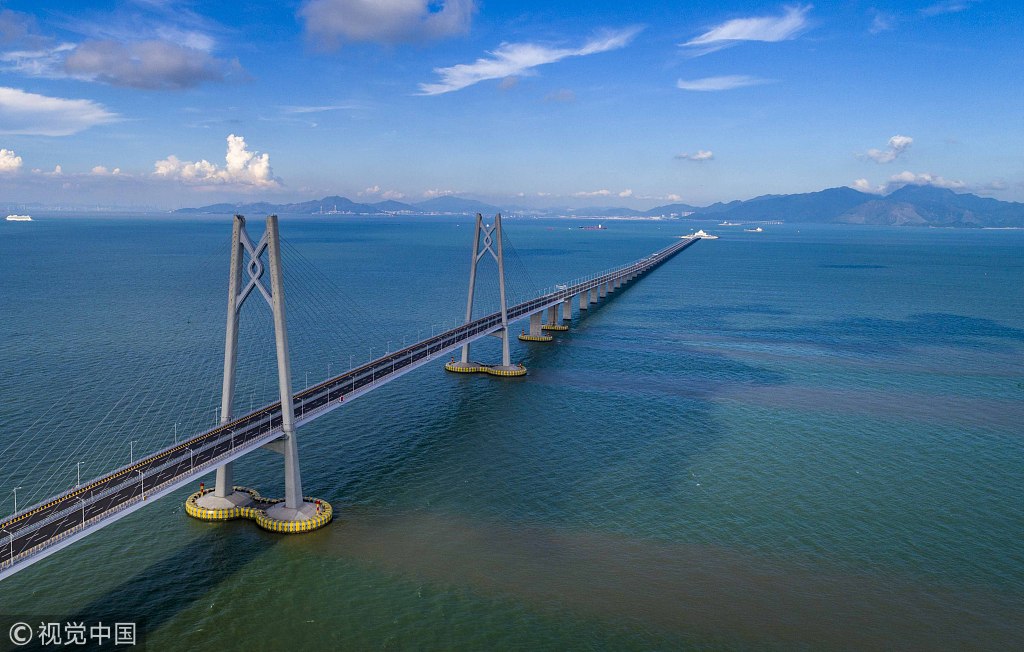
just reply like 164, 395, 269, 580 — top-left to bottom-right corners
0, 213, 700, 581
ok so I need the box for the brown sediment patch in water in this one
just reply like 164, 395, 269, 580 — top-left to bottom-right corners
308, 510, 1023, 650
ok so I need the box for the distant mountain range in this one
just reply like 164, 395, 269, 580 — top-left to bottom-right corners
174, 185, 1024, 228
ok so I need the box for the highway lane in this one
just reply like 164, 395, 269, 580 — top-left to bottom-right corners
0, 235, 697, 570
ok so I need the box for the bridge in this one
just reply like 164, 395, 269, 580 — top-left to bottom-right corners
0, 213, 700, 581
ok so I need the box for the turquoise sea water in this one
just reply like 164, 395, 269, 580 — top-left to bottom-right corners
0, 215, 1022, 650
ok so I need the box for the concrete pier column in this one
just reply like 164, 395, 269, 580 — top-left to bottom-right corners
607, 279, 615, 293
562, 298, 572, 321
614, 277, 622, 289
590, 287, 598, 304
599, 283, 607, 299
198, 215, 252, 511
529, 311, 543, 336
546, 305, 558, 326
579, 292, 588, 310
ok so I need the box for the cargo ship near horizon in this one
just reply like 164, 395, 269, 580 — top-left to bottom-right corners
5, 214, 32, 222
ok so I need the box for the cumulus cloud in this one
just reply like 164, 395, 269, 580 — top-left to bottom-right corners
0, 86, 118, 136
90, 165, 120, 175
886, 170, 965, 191
419, 27, 642, 95
682, 5, 811, 54
573, 189, 612, 197
852, 170, 968, 194
665, 193, 683, 202
64, 40, 242, 90
154, 134, 277, 187
864, 134, 913, 163
0, 147, 22, 172
300, 0, 476, 48
676, 75, 770, 91
676, 150, 714, 161
618, 189, 633, 198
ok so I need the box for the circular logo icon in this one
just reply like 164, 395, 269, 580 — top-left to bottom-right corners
8, 622, 33, 646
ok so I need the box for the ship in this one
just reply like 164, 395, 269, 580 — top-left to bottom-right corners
5, 215, 32, 222
579, 224, 606, 230
744, 226, 763, 232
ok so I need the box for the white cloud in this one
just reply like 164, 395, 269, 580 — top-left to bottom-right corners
852, 170, 969, 194
0, 43, 76, 78
676, 150, 714, 161
64, 40, 242, 90
676, 75, 770, 91
886, 170, 965, 191
921, 1, 981, 17
90, 165, 120, 175
865, 134, 913, 163
0, 147, 22, 172
618, 189, 633, 198
851, 178, 881, 193
869, 11, 897, 34
280, 103, 362, 114
419, 27, 642, 95
682, 5, 811, 54
423, 188, 455, 198
573, 189, 612, 197
665, 193, 683, 202
154, 134, 277, 187
300, 0, 476, 48
359, 184, 405, 200
0, 86, 118, 136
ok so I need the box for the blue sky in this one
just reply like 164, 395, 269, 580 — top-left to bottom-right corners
0, 0, 1021, 209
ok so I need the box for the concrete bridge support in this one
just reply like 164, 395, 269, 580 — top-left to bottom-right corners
519, 311, 553, 342
447, 213, 524, 374
196, 214, 320, 525
590, 288, 599, 304
579, 292, 588, 310
599, 283, 607, 299
562, 298, 572, 321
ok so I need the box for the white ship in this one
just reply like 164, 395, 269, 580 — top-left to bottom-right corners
684, 229, 718, 240
5, 214, 32, 222
744, 226, 763, 232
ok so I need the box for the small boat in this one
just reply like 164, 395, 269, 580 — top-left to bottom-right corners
719, 221, 740, 226
744, 226, 763, 232
5, 214, 32, 222
579, 224, 606, 230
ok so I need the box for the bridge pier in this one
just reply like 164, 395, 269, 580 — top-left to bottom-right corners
599, 283, 607, 299
590, 288, 598, 304
447, 213, 526, 376
562, 298, 572, 321
519, 311, 552, 342
192, 214, 327, 529
579, 292, 588, 310
542, 305, 568, 332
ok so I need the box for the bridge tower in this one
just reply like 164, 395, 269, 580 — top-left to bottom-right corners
195, 214, 318, 523
445, 213, 526, 376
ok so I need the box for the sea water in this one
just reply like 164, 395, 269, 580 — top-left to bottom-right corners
0, 216, 1021, 650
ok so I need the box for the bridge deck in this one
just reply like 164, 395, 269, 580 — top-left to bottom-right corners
0, 235, 699, 580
